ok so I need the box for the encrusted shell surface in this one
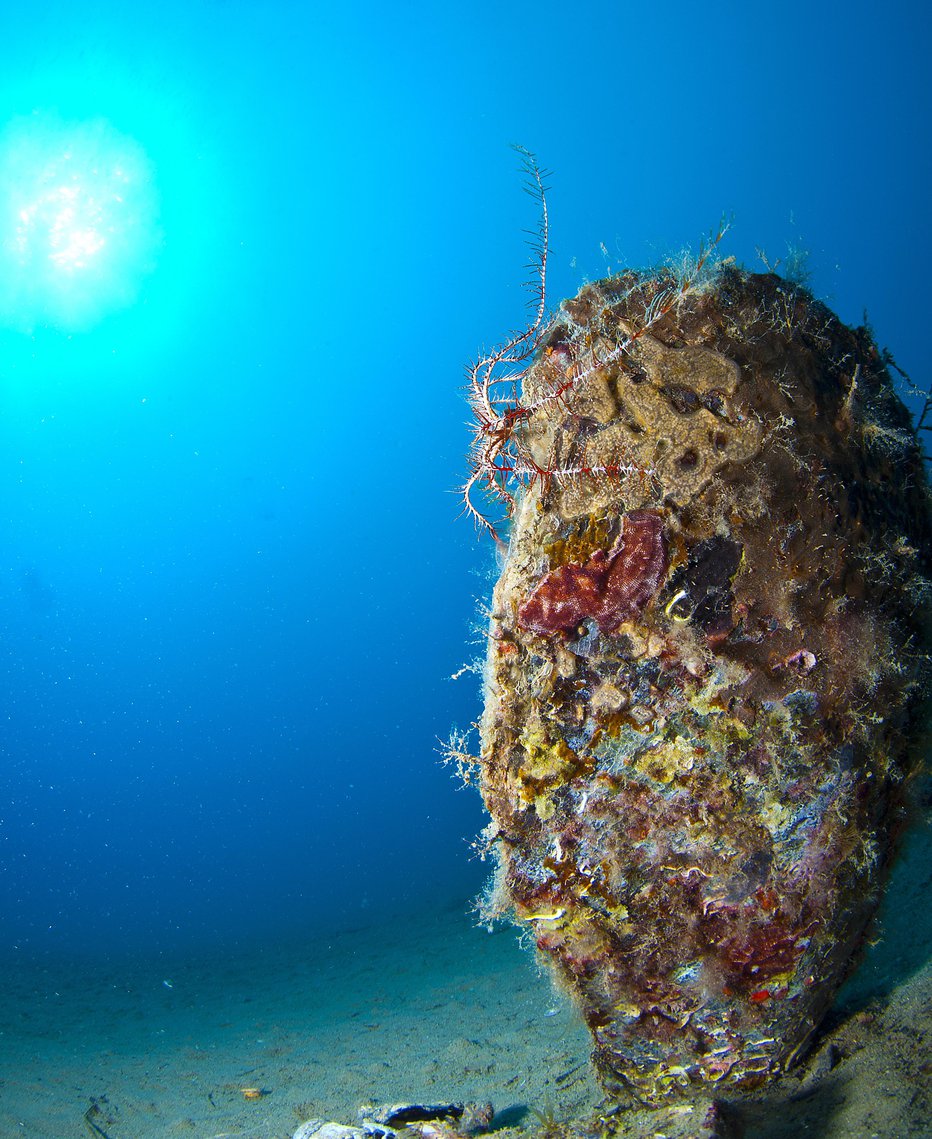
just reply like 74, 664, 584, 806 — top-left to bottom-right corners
477, 269, 932, 1105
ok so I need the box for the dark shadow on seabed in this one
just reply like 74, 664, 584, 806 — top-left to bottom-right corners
738, 1079, 851, 1139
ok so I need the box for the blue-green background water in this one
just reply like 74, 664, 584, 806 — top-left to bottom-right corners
0, 1, 929, 960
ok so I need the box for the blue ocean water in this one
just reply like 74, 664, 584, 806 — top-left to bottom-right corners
0, 0, 929, 973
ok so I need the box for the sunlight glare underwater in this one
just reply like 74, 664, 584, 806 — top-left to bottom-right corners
0, 110, 161, 333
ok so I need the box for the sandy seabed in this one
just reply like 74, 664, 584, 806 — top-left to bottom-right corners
0, 900, 600, 1139
0, 832, 929, 1139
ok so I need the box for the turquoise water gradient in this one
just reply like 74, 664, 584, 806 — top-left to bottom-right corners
0, 1, 929, 958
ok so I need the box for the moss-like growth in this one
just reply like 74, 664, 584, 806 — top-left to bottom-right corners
474, 262, 932, 1107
